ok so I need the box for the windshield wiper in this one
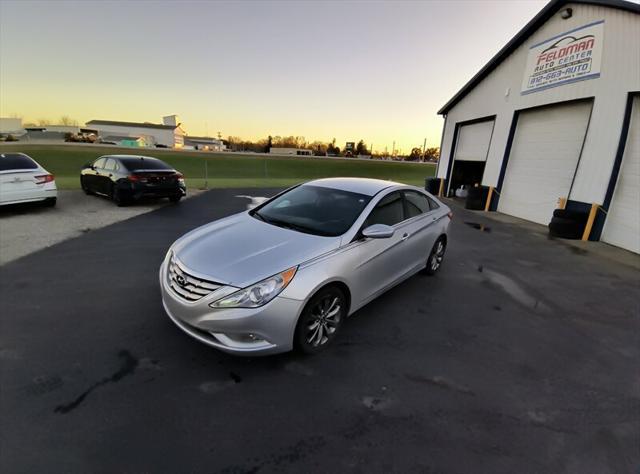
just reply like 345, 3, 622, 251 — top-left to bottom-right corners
251, 210, 267, 222
252, 211, 330, 236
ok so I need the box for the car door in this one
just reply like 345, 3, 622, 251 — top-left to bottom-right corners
86, 157, 106, 193
101, 158, 117, 195
347, 191, 409, 306
401, 190, 441, 274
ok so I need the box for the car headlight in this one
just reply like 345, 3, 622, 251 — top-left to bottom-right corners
210, 266, 297, 309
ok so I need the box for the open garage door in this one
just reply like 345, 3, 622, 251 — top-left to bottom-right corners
498, 101, 592, 225
602, 97, 640, 254
449, 119, 494, 194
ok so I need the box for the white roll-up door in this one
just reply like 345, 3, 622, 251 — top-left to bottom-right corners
601, 97, 640, 254
498, 101, 592, 225
454, 120, 494, 162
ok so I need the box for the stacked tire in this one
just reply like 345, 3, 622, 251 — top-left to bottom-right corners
465, 185, 489, 210
425, 177, 441, 195
548, 209, 588, 239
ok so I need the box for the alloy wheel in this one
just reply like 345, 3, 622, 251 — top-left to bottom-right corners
306, 295, 342, 347
430, 240, 445, 272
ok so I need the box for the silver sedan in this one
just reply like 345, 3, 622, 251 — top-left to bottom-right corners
160, 177, 451, 355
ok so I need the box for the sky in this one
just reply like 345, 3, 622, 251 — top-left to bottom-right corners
0, 0, 549, 153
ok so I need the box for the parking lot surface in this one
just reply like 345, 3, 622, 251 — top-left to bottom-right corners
1, 189, 638, 473
0, 190, 201, 265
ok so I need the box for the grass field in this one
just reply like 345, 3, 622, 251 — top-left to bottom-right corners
0, 144, 435, 190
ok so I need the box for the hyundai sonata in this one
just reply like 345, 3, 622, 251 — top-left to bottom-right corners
160, 178, 451, 355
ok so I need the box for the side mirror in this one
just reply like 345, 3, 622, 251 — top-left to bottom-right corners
362, 224, 395, 239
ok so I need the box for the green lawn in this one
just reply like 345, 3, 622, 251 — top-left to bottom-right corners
0, 144, 435, 190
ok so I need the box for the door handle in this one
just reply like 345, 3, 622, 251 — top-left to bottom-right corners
401, 233, 409, 241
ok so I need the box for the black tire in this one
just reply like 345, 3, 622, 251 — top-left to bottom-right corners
422, 237, 446, 276
552, 208, 588, 222
465, 198, 484, 210
43, 197, 56, 207
548, 216, 583, 239
80, 177, 92, 195
294, 286, 346, 354
169, 194, 182, 203
465, 186, 489, 210
111, 185, 128, 207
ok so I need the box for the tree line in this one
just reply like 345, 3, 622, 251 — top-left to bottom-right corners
224, 135, 439, 161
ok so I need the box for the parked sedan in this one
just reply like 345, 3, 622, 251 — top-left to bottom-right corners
0, 153, 57, 207
80, 155, 186, 206
160, 177, 451, 356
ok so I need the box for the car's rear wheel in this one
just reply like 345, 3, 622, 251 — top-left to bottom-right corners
294, 286, 346, 354
169, 194, 182, 203
43, 197, 56, 207
423, 237, 446, 276
111, 184, 128, 207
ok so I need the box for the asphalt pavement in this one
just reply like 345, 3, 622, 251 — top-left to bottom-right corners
1, 188, 638, 473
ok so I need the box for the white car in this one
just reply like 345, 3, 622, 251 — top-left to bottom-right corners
0, 153, 57, 207
160, 178, 451, 355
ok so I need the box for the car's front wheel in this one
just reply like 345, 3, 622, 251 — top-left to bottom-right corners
80, 177, 92, 195
294, 286, 346, 354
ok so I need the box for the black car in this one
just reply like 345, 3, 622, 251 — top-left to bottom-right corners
80, 155, 186, 206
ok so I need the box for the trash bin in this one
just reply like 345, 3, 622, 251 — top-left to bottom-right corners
425, 177, 440, 195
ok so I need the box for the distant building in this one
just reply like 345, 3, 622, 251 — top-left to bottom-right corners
86, 115, 185, 148
183, 136, 225, 152
0, 118, 23, 135
101, 135, 147, 147
270, 147, 312, 156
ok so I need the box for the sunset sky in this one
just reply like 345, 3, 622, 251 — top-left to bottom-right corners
0, 0, 548, 153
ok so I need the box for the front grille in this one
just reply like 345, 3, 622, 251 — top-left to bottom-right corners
168, 254, 221, 302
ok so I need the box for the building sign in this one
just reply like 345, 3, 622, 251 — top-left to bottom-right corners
522, 20, 603, 95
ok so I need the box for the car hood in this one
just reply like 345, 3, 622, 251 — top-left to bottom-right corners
172, 212, 341, 288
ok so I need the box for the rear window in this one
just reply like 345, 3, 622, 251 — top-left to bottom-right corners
0, 153, 38, 171
119, 157, 172, 171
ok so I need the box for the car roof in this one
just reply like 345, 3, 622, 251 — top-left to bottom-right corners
101, 154, 161, 160
305, 177, 403, 196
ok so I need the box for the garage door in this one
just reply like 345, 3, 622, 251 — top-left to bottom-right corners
454, 120, 494, 161
601, 97, 640, 254
498, 101, 592, 225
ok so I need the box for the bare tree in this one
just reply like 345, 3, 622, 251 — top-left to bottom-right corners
59, 116, 78, 126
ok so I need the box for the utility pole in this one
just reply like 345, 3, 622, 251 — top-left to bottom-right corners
422, 137, 427, 161
392, 141, 395, 156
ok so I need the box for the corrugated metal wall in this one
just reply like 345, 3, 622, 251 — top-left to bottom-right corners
438, 3, 640, 205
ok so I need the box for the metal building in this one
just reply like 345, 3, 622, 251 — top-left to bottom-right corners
436, 0, 640, 253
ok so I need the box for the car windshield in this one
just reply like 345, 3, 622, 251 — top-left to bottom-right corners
0, 153, 38, 171
252, 184, 371, 237
119, 157, 173, 171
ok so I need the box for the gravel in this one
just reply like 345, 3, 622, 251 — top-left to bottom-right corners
0, 190, 201, 265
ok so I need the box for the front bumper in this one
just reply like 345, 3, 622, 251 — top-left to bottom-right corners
159, 258, 303, 355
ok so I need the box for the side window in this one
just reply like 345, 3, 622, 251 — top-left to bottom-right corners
427, 196, 440, 210
364, 192, 405, 227
93, 157, 107, 169
404, 191, 430, 218
104, 158, 116, 171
